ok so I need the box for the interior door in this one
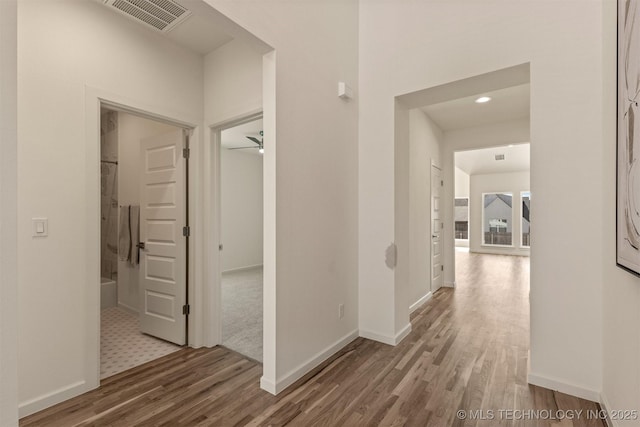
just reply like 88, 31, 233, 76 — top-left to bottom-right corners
431, 165, 443, 292
139, 129, 186, 345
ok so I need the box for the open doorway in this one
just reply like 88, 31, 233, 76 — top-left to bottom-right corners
218, 117, 264, 361
453, 143, 530, 258
99, 107, 188, 379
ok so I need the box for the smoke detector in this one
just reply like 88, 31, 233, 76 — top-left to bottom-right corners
495, 154, 505, 161
103, 0, 192, 33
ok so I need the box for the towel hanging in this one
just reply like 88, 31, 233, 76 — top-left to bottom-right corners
118, 205, 140, 266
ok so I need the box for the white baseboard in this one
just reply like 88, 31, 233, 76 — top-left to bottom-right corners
360, 323, 412, 346
262, 329, 359, 395
599, 392, 617, 427
222, 264, 264, 274
394, 323, 412, 344
410, 292, 432, 314
19, 380, 89, 418
359, 329, 396, 345
528, 372, 600, 402
259, 376, 277, 395
117, 301, 138, 314
443, 281, 456, 288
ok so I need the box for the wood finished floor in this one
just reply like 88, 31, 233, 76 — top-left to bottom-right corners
21, 252, 604, 427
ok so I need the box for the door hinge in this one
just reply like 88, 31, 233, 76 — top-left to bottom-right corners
183, 226, 190, 237
441, 265, 444, 271
182, 304, 190, 315
441, 180, 443, 186
219, 244, 223, 250
183, 148, 190, 159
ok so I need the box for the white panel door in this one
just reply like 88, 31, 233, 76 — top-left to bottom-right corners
139, 129, 186, 345
431, 165, 443, 292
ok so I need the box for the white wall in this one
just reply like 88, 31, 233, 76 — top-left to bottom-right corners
0, 0, 18, 425
204, 39, 263, 124
221, 149, 263, 272
359, 1, 603, 401
204, 0, 359, 393
602, 1, 640, 425
17, 0, 203, 415
455, 167, 469, 198
117, 112, 177, 312
408, 109, 442, 311
469, 171, 530, 256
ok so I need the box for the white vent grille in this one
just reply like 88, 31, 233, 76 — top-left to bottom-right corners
495, 154, 505, 161
103, 0, 192, 33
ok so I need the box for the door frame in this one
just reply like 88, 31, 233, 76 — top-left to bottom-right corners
85, 87, 200, 389
207, 110, 263, 344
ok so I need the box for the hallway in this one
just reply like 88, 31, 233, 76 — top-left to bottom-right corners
21, 252, 604, 426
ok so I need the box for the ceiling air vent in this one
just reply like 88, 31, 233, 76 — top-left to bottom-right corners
495, 154, 505, 161
103, 0, 192, 33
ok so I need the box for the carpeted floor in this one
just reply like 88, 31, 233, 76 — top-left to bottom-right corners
100, 307, 181, 379
222, 266, 263, 362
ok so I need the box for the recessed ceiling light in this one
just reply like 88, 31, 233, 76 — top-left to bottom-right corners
475, 96, 491, 104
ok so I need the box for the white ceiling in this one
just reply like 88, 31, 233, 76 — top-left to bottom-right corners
455, 143, 530, 175
100, 0, 234, 55
166, 12, 233, 54
221, 119, 263, 156
421, 84, 530, 131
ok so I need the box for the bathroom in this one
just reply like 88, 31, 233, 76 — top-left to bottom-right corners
99, 109, 182, 379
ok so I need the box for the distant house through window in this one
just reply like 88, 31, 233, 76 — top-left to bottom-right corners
483, 193, 513, 246
455, 198, 469, 240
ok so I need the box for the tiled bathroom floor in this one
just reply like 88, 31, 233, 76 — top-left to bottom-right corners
100, 307, 181, 379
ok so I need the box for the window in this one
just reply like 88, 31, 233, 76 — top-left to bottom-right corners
522, 191, 531, 247
454, 198, 469, 239
483, 193, 513, 246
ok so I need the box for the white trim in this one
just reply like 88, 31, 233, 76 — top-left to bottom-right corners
117, 301, 139, 315
84, 86, 202, 402
207, 112, 264, 350
527, 372, 601, 402
19, 381, 87, 418
360, 323, 412, 346
395, 323, 412, 344
222, 264, 264, 274
455, 238, 469, 247
443, 281, 456, 288
264, 329, 359, 395
259, 377, 277, 395
410, 292, 432, 314
208, 109, 263, 131
599, 392, 617, 427
359, 329, 396, 345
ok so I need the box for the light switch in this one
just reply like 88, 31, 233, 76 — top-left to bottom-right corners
32, 218, 48, 237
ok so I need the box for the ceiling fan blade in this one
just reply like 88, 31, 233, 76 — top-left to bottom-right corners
228, 146, 259, 150
246, 136, 262, 145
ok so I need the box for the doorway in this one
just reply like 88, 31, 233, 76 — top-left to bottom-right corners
453, 144, 531, 258
99, 107, 189, 379
218, 116, 264, 361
